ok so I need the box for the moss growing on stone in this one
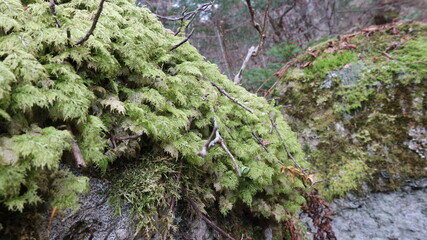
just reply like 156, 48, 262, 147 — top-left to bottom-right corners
0, 0, 311, 237
273, 22, 427, 200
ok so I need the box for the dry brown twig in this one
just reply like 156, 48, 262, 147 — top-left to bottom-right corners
197, 118, 241, 177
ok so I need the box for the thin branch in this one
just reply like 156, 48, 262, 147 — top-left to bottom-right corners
49, 0, 61, 28
75, 0, 106, 45
66, 27, 71, 46
219, 140, 241, 177
197, 118, 241, 177
381, 51, 396, 60
170, 28, 195, 51
270, 117, 305, 174
156, 1, 213, 21
234, 0, 271, 84
47, 206, 58, 237
49, 0, 57, 16
188, 197, 236, 240
70, 141, 87, 168
111, 132, 144, 142
197, 119, 219, 157
255, 72, 276, 94
156, 1, 214, 36
210, 81, 254, 114
244, 0, 271, 56
66, 126, 87, 168
251, 131, 269, 153
234, 45, 258, 84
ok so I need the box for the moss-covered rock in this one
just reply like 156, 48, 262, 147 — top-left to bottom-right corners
0, 0, 310, 238
273, 21, 427, 200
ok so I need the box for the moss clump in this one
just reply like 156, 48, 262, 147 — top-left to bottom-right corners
0, 0, 310, 237
273, 22, 427, 200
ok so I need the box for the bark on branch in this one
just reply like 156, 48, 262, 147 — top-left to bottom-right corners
75, 0, 105, 45
210, 81, 254, 114
109, 132, 144, 148
170, 28, 195, 51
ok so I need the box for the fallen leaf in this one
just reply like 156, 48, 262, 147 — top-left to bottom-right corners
309, 50, 320, 58
301, 61, 312, 68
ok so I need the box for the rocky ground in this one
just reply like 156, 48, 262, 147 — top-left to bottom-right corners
330, 178, 427, 240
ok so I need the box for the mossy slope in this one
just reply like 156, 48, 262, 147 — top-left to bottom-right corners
273, 22, 427, 199
0, 0, 310, 238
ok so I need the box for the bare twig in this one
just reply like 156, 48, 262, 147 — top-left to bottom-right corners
381, 51, 396, 60
255, 72, 276, 94
75, 0, 106, 45
234, 0, 271, 84
65, 125, 87, 168
66, 27, 71, 46
170, 28, 195, 51
197, 118, 241, 176
219, 139, 241, 177
110, 132, 144, 142
49, 0, 61, 28
156, 1, 214, 35
156, 1, 213, 22
188, 198, 236, 240
244, 0, 271, 56
210, 81, 254, 114
197, 118, 219, 157
70, 141, 87, 168
47, 206, 58, 237
234, 45, 258, 84
270, 117, 305, 174
251, 131, 270, 153
49, 0, 57, 16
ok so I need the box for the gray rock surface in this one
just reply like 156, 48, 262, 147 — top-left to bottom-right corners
43, 177, 139, 240
42, 174, 427, 240
329, 179, 427, 240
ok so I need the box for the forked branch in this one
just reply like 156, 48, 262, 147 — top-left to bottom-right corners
234, 0, 271, 84
197, 118, 241, 176
170, 28, 195, 51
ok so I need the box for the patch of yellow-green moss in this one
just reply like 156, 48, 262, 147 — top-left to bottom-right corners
274, 22, 427, 200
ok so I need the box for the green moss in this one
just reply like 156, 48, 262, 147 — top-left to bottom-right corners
303, 51, 358, 81
274, 22, 427, 200
0, 0, 311, 237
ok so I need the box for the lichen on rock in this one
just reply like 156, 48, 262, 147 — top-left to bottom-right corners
273, 21, 427, 200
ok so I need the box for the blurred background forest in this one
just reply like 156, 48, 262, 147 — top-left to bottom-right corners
140, 0, 427, 93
